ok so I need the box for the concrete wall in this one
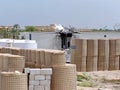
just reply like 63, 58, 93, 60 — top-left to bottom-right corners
20, 32, 61, 50
20, 32, 120, 50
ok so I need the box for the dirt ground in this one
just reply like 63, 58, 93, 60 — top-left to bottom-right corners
77, 70, 120, 90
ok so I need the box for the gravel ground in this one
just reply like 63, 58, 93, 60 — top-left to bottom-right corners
77, 70, 120, 90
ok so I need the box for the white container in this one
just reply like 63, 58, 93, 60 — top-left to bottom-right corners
0, 39, 37, 49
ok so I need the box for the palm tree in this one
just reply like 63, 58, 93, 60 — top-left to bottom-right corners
13, 24, 20, 30
11, 24, 21, 39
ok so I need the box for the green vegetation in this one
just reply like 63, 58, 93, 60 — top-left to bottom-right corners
0, 29, 10, 38
77, 80, 95, 87
77, 73, 91, 81
0, 24, 21, 39
0, 25, 37, 39
92, 28, 120, 32
92, 28, 113, 32
24, 26, 37, 32
77, 73, 96, 87
101, 77, 120, 84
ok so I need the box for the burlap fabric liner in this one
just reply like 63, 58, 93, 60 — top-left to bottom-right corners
72, 39, 87, 56
71, 38, 120, 71
1, 72, 27, 90
35, 50, 41, 68
0, 47, 66, 68
11, 48, 21, 55
87, 39, 98, 56
51, 50, 65, 67
70, 39, 75, 64
109, 39, 116, 56
51, 64, 77, 90
44, 50, 53, 68
24, 49, 65, 68
98, 39, 109, 56
98, 56, 105, 71
7, 55, 25, 72
116, 39, 120, 55
109, 56, 119, 70
0, 54, 25, 72
25, 62, 35, 68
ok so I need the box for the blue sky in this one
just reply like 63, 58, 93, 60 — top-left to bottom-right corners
0, 0, 120, 29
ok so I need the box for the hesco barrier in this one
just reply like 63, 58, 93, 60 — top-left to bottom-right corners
51, 50, 65, 67
0, 54, 25, 72
71, 38, 120, 72
0, 47, 66, 68
1, 72, 27, 90
0, 47, 77, 90
51, 64, 77, 90
87, 39, 98, 56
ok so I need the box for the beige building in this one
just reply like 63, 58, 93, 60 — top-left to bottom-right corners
78, 29, 92, 32
0, 26, 13, 30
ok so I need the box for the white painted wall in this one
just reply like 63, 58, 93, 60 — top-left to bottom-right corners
20, 32, 61, 50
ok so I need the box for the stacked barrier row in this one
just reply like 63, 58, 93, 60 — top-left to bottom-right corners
0, 47, 77, 90
71, 38, 120, 72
